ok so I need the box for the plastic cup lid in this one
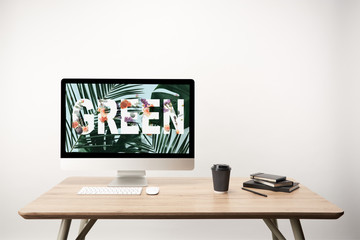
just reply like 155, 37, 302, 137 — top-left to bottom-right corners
211, 164, 231, 171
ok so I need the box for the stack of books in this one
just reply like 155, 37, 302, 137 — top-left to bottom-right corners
243, 172, 300, 193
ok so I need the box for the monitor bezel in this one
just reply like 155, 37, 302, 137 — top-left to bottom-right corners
61, 78, 195, 159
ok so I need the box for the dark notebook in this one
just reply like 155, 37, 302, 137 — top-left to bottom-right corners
250, 172, 286, 183
254, 179, 293, 188
243, 180, 300, 193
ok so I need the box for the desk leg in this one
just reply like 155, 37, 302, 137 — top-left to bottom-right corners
290, 219, 305, 240
78, 219, 89, 240
271, 219, 278, 240
75, 219, 97, 240
263, 219, 286, 240
57, 219, 72, 240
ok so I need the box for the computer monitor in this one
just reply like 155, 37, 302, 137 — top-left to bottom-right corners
61, 79, 194, 186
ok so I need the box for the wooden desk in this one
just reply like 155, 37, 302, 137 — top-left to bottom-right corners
18, 177, 343, 240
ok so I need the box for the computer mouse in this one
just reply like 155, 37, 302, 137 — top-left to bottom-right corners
146, 187, 160, 195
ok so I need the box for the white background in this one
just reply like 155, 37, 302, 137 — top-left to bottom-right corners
1, 0, 359, 239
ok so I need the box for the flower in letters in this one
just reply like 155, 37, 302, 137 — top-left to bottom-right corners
124, 117, 134, 123
141, 98, 149, 108
82, 126, 88, 133
120, 100, 131, 109
143, 107, 151, 117
99, 115, 108, 123
72, 121, 79, 128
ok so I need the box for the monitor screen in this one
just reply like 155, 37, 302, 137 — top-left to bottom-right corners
61, 79, 194, 159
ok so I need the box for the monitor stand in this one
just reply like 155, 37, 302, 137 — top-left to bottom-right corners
108, 170, 148, 187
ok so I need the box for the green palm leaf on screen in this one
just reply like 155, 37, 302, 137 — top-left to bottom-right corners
65, 83, 190, 154
151, 84, 190, 128
65, 83, 143, 153
151, 130, 190, 153
126, 129, 190, 154
147, 84, 191, 153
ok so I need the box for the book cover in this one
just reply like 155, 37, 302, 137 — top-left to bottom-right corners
250, 173, 286, 183
254, 179, 293, 188
243, 180, 300, 193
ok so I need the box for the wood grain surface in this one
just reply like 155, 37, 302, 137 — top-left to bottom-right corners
18, 177, 344, 219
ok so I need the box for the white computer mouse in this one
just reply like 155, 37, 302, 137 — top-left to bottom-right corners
146, 187, 160, 195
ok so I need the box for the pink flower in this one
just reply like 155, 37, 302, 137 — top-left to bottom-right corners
72, 121, 79, 128
98, 107, 106, 114
100, 115, 108, 122
164, 125, 170, 132
120, 100, 131, 109
143, 107, 151, 117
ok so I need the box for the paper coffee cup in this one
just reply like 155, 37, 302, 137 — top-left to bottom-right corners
211, 164, 231, 193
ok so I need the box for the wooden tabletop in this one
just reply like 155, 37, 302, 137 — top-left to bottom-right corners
18, 177, 344, 220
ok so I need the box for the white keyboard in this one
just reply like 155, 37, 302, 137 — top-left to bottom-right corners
78, 187, 142, 195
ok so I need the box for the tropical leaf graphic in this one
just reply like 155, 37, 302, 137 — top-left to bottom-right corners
65, 83, 143, 152
151, 84, 190, 128
127, 129, 190, 154
65, 83, 190, 154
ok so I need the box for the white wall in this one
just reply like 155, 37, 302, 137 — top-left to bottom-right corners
1, 0, 359, 239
